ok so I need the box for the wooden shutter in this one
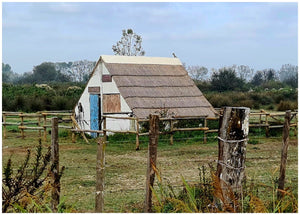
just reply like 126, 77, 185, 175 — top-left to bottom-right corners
103, 94, 121, 113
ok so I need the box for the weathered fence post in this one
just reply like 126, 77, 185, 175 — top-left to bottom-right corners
51, 117, 60, 212
103, 116, 107, 142
277, 110, 291, 199
43, 114, 47, 142
216, 107, 250, 211
144, 114, 159, 213
3, 113, 7, 139
71, 118, 76, 143
136, 118, 140, 150
265, 113, 270, 137
95, 137, 106, 212
20, 114, 25, 139
170, 118, 174, 145
204, 118, 207, 144
38, 114, 41, 138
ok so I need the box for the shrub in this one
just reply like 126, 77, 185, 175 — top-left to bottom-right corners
277, 100, 298, 111
207, 94, 233, 108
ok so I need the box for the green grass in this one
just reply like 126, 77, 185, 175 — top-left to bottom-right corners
2, 125, 298, 212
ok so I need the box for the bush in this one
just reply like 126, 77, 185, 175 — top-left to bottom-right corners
277, 100, 298, 111
207, 94, 233, 108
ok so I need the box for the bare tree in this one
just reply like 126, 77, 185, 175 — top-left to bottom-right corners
112, 29, 145, 56
234, 65, 254, 82
279, 64, 298, 82
187, 65, 209, 81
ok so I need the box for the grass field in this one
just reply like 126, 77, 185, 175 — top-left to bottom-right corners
2, 126, 298, 212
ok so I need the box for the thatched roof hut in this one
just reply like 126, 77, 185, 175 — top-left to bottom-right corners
75, 55, 216, 134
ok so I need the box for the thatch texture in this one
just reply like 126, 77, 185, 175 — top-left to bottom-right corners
103, 62, 216, 118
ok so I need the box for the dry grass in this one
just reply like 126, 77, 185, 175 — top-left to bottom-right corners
2, 128, 298, 212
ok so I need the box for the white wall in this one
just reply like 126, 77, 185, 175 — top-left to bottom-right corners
74, 60, 134, 135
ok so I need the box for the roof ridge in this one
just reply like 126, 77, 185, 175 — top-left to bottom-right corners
101, 55, 182, 65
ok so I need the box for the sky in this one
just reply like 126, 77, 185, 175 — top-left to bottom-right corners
2, 2, 298, 74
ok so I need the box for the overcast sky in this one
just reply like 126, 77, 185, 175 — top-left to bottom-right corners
2, 2, 298, 74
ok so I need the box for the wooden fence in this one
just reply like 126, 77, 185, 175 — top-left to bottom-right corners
2, 109, 298, 146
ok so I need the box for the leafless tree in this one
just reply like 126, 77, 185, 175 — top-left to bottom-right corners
112, 29, 145, 56
187, 65, 209, 81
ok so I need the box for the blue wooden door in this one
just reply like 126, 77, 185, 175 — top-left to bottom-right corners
90, 94, 100, 138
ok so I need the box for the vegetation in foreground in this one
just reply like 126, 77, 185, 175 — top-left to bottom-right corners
2, 126, 298, 212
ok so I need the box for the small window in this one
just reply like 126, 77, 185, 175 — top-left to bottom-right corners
102, 75, 112, 82
103, 94, 121, 113
88, 87, 100, 94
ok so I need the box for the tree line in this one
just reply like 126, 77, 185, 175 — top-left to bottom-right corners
2, 61, 95, 84
3, 62, 297, 91
186, 63, 298, 92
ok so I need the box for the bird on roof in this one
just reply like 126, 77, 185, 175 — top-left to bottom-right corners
172, 53, 177, 58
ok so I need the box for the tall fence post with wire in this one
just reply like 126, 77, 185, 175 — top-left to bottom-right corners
216, 107, 250, 212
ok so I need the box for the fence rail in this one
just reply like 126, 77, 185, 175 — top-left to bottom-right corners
2, 109, 298, 147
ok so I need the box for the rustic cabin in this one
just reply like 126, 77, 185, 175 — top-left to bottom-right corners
74, 55, 216, 137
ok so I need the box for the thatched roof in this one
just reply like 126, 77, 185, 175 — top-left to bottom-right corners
101, 55, 216, 118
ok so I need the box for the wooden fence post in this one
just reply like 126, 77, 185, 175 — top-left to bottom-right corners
216, 107, 250, 211
43, 114, 47, 142
136, 118, 140, 150
277, 110, 291, 199
144, 114, 159, 213
3, 113, 6, 139
38, 115, 41, 138
71, 118, 76, 143
265, 113, 270, 137
20, 114, 24, 139
204, 118, 207, 144
294, 113, 297, 136
95, 137, 106, 212
103, 116, 107, 142
51, 117, 60, 212
170, 118, 174, 145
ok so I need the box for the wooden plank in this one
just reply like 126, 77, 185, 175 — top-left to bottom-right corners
104, 115, 136, 120
103, 94, 121, 113
139, 132, 149, 136
42, 113, 73, 116
51, 117, 60, 213
278, 111, 291, 200
171, 115, 208, 119
249, 124, 269, 127
173, 127, 209, 132
18, 114, 42, 117
88, 86, 100, 94
71, 129, 104, 134
18, 126, 44, 130
206, 117, 219, 120
3, 123, 21, 126
95, 137, 105, 212
103, 129, 137, 134
205, 129, 218, 134
144, 114, 159, 212
71, 116, 89, 143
